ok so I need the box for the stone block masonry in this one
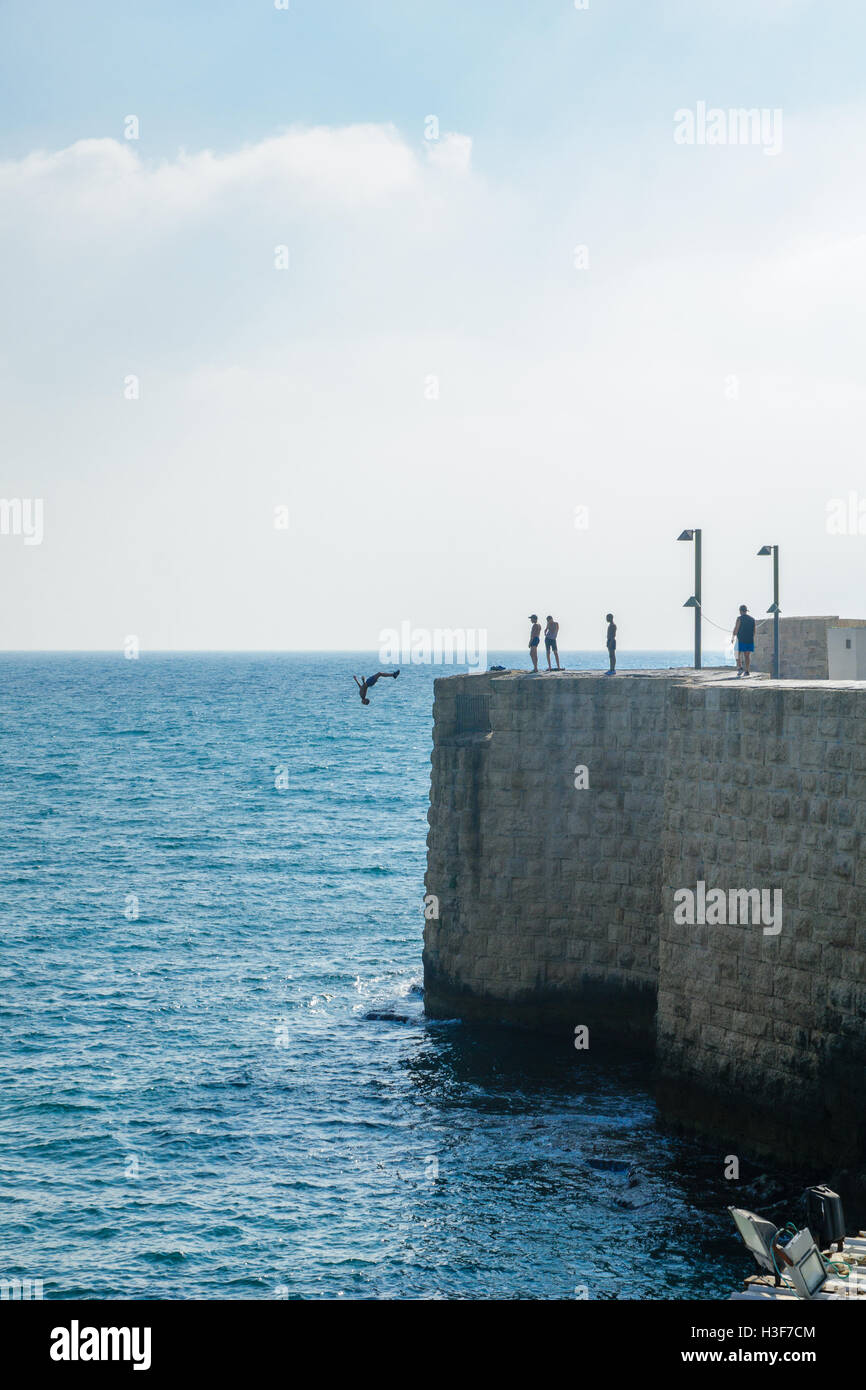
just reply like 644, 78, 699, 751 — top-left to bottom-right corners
424, 668, 866, 1168
753, 615, 866, 679
658, 679, 866, 1167
424, 670, 666, 1041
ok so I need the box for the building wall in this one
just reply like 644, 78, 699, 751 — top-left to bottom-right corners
827, 626, 866, 680
753, 615, 866, 679
424, 670, 866, 1166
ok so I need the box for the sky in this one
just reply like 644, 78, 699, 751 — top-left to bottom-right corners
2, 0, 865, 652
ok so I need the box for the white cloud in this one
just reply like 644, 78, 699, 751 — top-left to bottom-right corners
425, 132, 473, 175
0, 124, 457, 238
4, 109, 866, 650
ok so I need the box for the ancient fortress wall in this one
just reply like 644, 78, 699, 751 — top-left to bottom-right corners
657, 681, 866, 1165
424, 670, 866, 1166
424, 671, 666, 1039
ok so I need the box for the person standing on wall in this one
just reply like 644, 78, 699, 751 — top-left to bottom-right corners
544, 615, 561, 671
605, 613, 617, 675
528, 615, 541, 672
733, 605, 756, 677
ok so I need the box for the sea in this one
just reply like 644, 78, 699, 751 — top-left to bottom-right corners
1, 649, 770, 1301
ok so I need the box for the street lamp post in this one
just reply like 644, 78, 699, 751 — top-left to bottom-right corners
678, 529, 702, 670
757, 545, 781, 678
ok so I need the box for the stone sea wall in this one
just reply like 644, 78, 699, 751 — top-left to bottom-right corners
657, 680, 866, 1166
423, 669, 866, 1168
424, 670, 666, 1040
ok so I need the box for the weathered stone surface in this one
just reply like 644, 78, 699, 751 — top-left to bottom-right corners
424, 667, 866, 1168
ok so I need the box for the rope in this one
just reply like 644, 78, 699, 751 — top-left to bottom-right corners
692, 600, 739, 636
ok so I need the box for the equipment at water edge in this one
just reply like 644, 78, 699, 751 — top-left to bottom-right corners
728, 1207, 784, 1285
781, 1226, 829, 1301
729, 1186, 859, 1300
805, 1184, 846, 1253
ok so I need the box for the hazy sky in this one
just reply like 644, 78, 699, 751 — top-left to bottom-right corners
2, 0, 865, 652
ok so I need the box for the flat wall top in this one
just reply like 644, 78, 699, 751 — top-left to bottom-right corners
440, 667, 732, 683
756, 614, 866, 627
433, 667, 866, 692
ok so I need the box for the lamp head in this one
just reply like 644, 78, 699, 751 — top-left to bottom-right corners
677, 529, 695, 542
683, 596, 699, 609
757, 545, 773, 556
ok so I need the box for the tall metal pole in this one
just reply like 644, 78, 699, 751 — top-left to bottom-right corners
694, 528, 702, 670
772, 545, 780, 679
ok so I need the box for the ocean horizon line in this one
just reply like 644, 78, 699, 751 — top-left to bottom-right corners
0, 647, 726, 657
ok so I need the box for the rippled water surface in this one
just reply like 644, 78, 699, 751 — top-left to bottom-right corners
0, 650, 749, 1299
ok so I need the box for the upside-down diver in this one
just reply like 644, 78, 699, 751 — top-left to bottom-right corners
353, 670, 400, 705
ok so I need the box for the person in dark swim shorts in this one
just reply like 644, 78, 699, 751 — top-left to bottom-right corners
605, 613, 617, 674
544, 615, 561, 671
528, 614, 541, 672
733, 605, 756, 677
353, 670, 400, 705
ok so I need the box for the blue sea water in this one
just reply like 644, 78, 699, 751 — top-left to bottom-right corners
0, 649, 756, 1301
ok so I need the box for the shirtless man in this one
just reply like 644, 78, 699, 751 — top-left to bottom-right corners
605, 613, 617, 674
544, 615, 561, 671
353, 670, 400, 705
528, 615, 541, 672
